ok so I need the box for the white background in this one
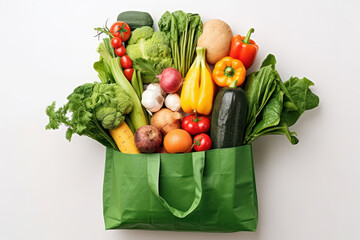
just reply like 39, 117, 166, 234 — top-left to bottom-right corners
1, 0, 359, 239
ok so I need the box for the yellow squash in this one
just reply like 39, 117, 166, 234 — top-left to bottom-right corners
109, 121, 140, 154
180, 47, 215, 115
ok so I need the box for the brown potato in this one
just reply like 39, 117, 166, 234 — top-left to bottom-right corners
197, 19, 233, 65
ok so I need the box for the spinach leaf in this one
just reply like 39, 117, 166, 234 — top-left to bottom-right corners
172, 10, 187, 34
251, 86, 284, 136
280, 77, 320, 126
243, 54, 319, 145
158, 11, 172, 33
244, 64, 277, 137
245, 123, 299, 145
260, 54, 277, 68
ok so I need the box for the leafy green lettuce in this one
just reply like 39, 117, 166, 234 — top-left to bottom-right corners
45, 82, 134, 150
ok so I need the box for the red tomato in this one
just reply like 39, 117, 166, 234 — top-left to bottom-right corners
193, 134, 212, 152
121, 55, 132, 68
182, 114, 211, 135
115, 45, 126, 57
110, 22, 131, 42
124, 68, 134, 81
111, 37, 122, 48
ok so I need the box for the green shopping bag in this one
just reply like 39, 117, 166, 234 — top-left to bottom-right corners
103, 144, 258, 232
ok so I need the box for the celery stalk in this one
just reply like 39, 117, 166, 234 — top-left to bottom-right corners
97, 43, 148, 130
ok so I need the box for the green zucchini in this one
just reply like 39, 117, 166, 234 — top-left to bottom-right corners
210, 86, 248, 149
117, 11, 154, 30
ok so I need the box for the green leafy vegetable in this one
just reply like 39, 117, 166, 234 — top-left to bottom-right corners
244, 64, 277, 137
243, 54, 319, 145
45, 83, 130, 150
88, 82, 133, 130
158, 10, 202, 77
93, 58, 114, 84
280, 77, 320, 126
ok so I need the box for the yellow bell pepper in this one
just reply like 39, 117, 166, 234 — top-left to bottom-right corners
212, 57, 246, 87
181, 47, 215, 115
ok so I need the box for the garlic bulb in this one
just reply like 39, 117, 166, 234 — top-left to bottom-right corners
141, 89, 164, 113
146, 83, 167, 97
165, 93, 181, 112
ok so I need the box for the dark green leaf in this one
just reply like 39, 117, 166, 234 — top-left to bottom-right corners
172, 10, 187, 33
158, 11, 172, 32
243, 54, 319, 145
170, 14, 179, 42
260, 54, 276, 69
188, 14, 201, 29
251, 86, 284, 135
244, 64, 277, 136
280, 77, 319, 126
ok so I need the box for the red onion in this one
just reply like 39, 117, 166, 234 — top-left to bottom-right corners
134, 125, 162, 153
157, 68, 183, 93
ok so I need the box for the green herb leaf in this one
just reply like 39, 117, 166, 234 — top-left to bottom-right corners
133, 58, 161, 83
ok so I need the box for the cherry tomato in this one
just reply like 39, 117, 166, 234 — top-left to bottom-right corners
124, 68, 134, 81
114, 45, 126, 57
111, 37, 122, 48
193, 133, 212, 152
121, 55, 132, 68
110, 21, 131, 42
182, 114, 211, 135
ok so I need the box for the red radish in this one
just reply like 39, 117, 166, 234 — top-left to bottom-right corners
157, 68, 183, 93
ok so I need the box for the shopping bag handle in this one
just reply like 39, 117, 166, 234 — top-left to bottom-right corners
147, 151, 205, 218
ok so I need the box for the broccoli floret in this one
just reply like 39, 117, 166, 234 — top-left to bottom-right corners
88, 82, 133, 129
126, 26, 173, 83
158, 58, 174, 70
151, 31, 170, 45
128, 26, 153, 45
126, 44, 144, 60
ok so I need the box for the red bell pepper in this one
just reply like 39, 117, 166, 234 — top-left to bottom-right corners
229, 28, 259, 69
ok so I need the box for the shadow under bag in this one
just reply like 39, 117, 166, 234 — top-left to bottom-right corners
103, 144, 258, 232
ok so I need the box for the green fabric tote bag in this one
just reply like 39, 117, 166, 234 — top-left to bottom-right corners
103, 144, 258, 232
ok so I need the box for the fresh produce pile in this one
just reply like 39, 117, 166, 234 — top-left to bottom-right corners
46, 10, 319, 154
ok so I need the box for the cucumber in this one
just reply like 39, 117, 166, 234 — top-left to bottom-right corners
210, 87, 248, 149
117, 11, 154, 30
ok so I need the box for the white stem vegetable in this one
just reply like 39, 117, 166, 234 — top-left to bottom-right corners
165, 93, 181, 112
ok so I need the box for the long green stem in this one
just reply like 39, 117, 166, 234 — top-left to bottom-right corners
131, 69, 141, 98
97, 43, 148, 129
186, 28, 195, 72
243, 28, 254, 44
